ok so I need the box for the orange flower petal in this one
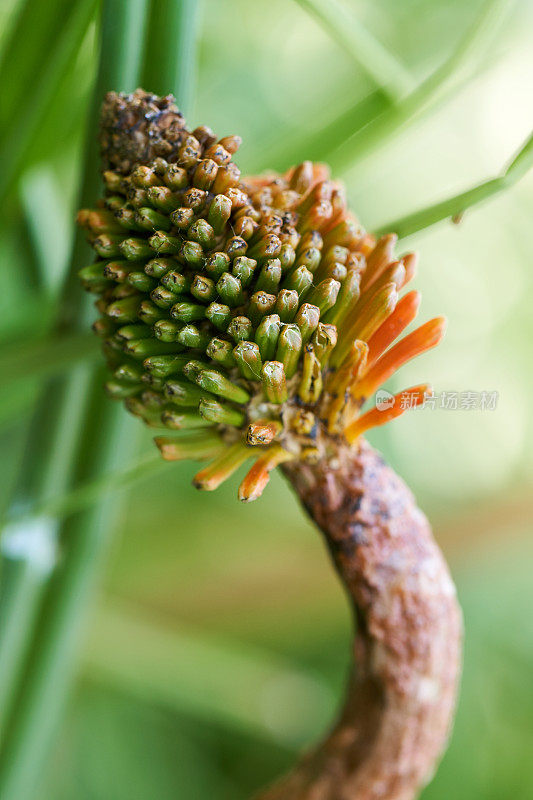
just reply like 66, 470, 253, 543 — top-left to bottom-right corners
365, 290, 421, 369
360, 233, 397, 292
353, 317, 447, 401
238, 445, 293, 502
345, 384, 431, 443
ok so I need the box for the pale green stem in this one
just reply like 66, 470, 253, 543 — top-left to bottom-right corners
7, 452, 166, 528
142, 0, 201, 113
294, 0, 414, 99
375, 130, 533, 239
327, 0, 513, 173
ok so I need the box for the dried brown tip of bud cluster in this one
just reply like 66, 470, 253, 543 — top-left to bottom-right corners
100, 89, 188, 174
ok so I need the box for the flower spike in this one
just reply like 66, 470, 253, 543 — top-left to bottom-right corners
78, 89, 446, 501
365, 289, 421, 368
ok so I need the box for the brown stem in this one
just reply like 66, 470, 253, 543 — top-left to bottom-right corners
256, 439, 462, 800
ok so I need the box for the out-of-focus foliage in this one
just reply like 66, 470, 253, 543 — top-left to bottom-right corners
1, 0, 532, 797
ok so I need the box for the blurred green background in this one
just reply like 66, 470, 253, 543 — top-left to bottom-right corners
1, 0, 532, 797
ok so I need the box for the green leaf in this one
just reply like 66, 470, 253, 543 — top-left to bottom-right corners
20, 167, 72, 294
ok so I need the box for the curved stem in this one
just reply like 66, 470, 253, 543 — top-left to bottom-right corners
256, 440, 462, 800
375, 129, 533, 239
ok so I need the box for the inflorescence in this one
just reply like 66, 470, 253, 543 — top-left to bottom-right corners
78, 90, 446, 501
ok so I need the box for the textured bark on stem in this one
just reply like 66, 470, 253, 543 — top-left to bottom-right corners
256, 439, 462, 800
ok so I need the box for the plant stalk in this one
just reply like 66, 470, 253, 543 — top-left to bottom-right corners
326, 0, 512, 173
0, 0, 98, 203
0, 0, 84, 126
142, 0, 201, 114
375, 129, 533, 239
0, 0, 152, 793
294, 0, 414, 99
257, 439, 462, 800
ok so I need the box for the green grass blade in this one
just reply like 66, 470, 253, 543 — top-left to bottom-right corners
294, 0, 414, 99
20, 167, 72, 295
251, 0, 511, 176
0, 519, 57, 733
0, 0, 79, 127
97, 0, 149, 92
505, 129, 533, 183
0, 0, 98, 203
375, 130, 533, 239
